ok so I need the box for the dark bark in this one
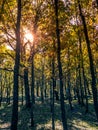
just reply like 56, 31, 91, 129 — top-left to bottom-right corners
31, 58, 35, 127
50, 81, 53, 108
54, 89, 59, 101
31, 58, 35, 104
51, 60, 55, 130
7, 75, 11, 104
6, 86, 10, 104
41, 63, 44, 103
73, 87, 77, 100
51, 42, 56, 130
83, 76, 89, 113
30, 3, 42, 126
30, 103, 34, 127
44, 81, 47, 98
54, 0, 68, 129
11, 0, 21, 129
24, 68, 31, 108
77, 33, 84, 106
21, 79, 24, 105
36, 81, 40, 97
78, 1, 98, 120
78, 30, 88, 112
67, 47, 73, 110
75, 67, 81, 105
86, 79, 91, 95
0, 81, 3, 107
64, 76, 67, 96
30, 45, 35, 127
78, 64, 84, 106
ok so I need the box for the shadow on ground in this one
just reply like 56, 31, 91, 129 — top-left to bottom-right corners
0, 97, 98, 130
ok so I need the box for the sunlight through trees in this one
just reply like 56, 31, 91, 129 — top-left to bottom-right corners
0, 0, 98, 130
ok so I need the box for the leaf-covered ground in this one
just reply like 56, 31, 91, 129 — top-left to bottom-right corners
0, 97, 98, 130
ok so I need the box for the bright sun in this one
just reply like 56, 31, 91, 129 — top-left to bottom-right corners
24, 31, 34, 43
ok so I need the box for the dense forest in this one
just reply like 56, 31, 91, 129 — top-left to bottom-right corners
0, 0, 98, 130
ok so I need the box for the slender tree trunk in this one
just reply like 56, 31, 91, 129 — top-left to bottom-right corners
64, 76, 67, 96
78, 30, 88, 112
86, 78, 91, 95
51, 42, 56, 130
78, 63, 84, 106
31, 58, 35, 127
41, 62, 44, 103
20, 29, 26, 106
31, 58, 35, 104
11, 0, 21, 129
83, 75, 89, 113
77, 34, 84, 106
44, 81, 47, 98
75, 67, 81, 105
0, 81, 3, 107
50, 81, 52, 102
67, 47, 73, 110
78, 0, 98, 120
54, 0, 68, 129
36, 81, 40, 97
30, 44, 35, 127
24, 68, 31, 108
21, 79, 24, 105
31, 102, 34, 127
51, 61, 55, 130
8, 75, 11, 104
6, 86, 9, 104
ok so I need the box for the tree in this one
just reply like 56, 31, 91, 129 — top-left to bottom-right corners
24, 67, 31, 108
67, 47, 73, 110
78, 0, 98, 120
54, 0, 68, 129
11, 0, 21, 129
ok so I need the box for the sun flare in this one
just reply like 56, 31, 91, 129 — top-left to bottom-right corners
24, 31, 34, 43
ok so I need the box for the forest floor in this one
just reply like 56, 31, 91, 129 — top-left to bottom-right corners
0, 97, 98, 130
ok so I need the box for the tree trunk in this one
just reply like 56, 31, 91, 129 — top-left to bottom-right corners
31, 58, 35, 104
51, 80, 55, 130
54, 0, 68, 129
31, 58, 35, 127
51, 43, 56, 130
78, 64, 84, 106
36, 81, 40, 97
11, 0, 21, 129
78, 0, 98, 120
78, 30, 88, 112
77, 34, 84, 106
75, 67, 81, 105
6, 86, 10, 104
44, 81, 47, 98
67, 47, 73, 110
41, 55, 45, 103
0, 81, 3, 107
41, 63, 44, 103
86, 78, 91, 95
24, 68, 31, 108
21, 79, 24, 105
